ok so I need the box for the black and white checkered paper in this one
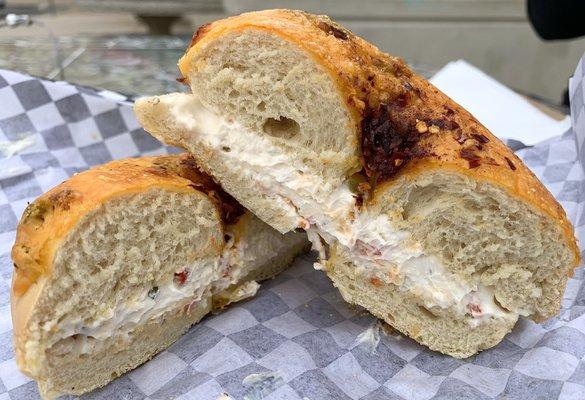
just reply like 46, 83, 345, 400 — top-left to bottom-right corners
1, 64, 585, 400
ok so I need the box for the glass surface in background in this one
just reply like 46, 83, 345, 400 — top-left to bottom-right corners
0, 35, 436, 96
0, 35, 189, 95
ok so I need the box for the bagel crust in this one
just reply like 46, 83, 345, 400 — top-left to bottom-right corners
179, 9, 579, 267
11, 154, 242, 328
130, 9, 581, 357
11, 153, 308, 398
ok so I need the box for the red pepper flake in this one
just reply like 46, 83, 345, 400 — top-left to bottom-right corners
316, 20, 349, 40
222, 266, 232, 278
471, 133, 489, 144
427, 118, 460, 131
394, 92, 409, 107
505, 157, 517, 170
482, 157, 499, 166
356, 240, 382, 256
467, 303, 482, 316
460, 148, 482, 168
183, 300, 196, 314
354, 194, 364, 208
443, 106, 455, 116
454, 131, 466, 144
174, 269, 189, 285
370, 277, 383, 287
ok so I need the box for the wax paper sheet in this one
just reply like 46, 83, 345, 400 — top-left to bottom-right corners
1, 65, 585, 400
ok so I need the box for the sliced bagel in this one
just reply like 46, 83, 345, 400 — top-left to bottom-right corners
11, 153, 307, 399
134, 10, 579, 358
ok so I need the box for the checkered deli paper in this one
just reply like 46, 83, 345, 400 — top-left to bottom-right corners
1, 64, 585, 400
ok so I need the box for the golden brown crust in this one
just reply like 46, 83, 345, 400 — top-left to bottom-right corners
179, 9, 579, 267
11, 154, 243, 299
147, 154, 245, 225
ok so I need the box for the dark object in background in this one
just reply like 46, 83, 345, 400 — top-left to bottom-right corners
528, 0, 585, 106
528, 0, 585, 40
76, 0, 222, 34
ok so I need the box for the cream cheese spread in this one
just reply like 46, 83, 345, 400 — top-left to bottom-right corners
52, 227, 276, 352
163, 93, 517, 325
58, 257, 219, 342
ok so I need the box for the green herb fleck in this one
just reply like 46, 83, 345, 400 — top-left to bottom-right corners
148, 286, 159, 299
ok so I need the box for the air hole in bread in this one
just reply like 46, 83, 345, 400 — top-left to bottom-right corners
493, 295, 510, 312
262, 117, 300, 140
257, 101, 266, 111
222, 62, 245, 72
418, 305, 438, 320
222, 146, 231, 152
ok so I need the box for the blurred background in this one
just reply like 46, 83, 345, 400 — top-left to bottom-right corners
0, 0, 584, 109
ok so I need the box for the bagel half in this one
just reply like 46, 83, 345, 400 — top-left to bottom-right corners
134, 9, 580, 358
11, 153, 307, 398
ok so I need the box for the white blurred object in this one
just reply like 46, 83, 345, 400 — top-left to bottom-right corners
354, 322, 381, 355
430, 60, 571, 145
0, 135, 36, 158
3, 14, 31, 28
